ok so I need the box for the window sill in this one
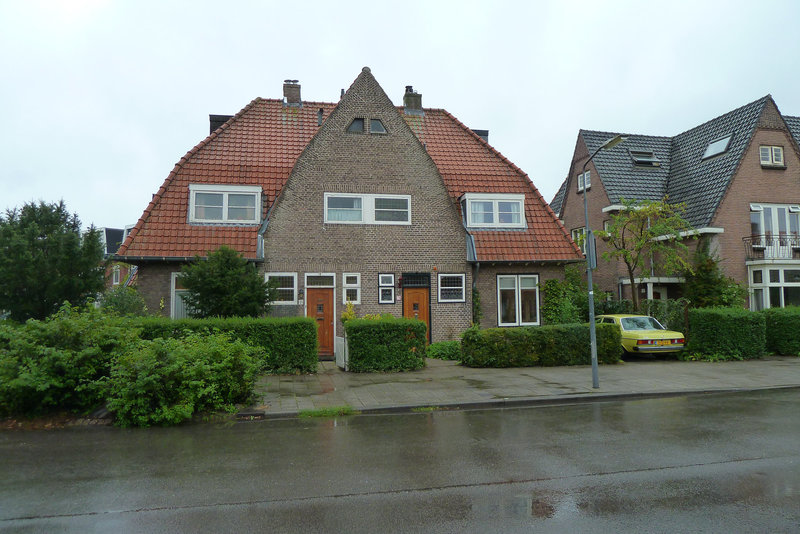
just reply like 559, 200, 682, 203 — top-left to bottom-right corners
760, 164, 787, 170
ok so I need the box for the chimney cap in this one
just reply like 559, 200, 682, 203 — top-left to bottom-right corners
284, 79, 299, 84
405, 85, 414, 94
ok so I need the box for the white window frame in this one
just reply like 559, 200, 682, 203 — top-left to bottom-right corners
305, 273, 336, 288
342, 272, 361, 304
438, 273, 466, 303
463, 193, 526, 229
112, 265, 121, 285
760, 145, 785, 167
571, 227, 587, 254
189, 184, 261, 224
324, 193, 411, 225
379, 273, 395, 304
577, 170, 591, 193
266, 272, 298, 305
496, 274, 540, 327
171, 272, 190, 319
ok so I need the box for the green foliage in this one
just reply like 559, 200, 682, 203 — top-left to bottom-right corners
427, 340, 461, 360
345, 317, 427, 372
100, 285, 149, 317
341, 301, 356, 323
541, 266, 620, 324
179, 245, 273, 318
761, 307, 800, 355
107, 333, 263, 427
132, 316, 318, 374
685, 307, 765, 360
596, 299, 633, 315
683, 240, 747, 308
472, 286, 483, 325
460, 323, 622, 367
596, 197, 694, 312
299, 406, 359, 418
0, 304, 137, 416
0, 200, 105, 321
640, 298, 689, 332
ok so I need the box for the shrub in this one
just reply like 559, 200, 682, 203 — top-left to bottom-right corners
345, 317, 426, 372
107, 333, 263, 427
427, 340, 461, 360
100, 285, 148, 317
761, 306, 800, 355
640, 298, 689, 332
685, 307, 765, 360
460, 323, 622, 367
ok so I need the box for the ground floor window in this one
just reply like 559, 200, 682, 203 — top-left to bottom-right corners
343, 273, 361, 304
749, 265, 800, 310
379, 273, 395, 304
497, 274, 539, 326
171, 272, 190, 319
266, 272, 298, 304
438, 273, 465, 302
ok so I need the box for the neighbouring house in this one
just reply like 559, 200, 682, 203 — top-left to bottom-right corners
117, 67, 581, 357
550, 95, 800, 310
99, 226, 136, 287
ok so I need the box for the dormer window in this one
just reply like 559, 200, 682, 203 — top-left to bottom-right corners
702, 134, 733, 159
347, 118, 365, 133
630, 150, 661, 167
189, 184, 261, 224
462, 193, 526, 229
760, 146, 785, 167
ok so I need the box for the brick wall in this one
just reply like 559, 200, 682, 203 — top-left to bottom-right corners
134, 262, 183, 317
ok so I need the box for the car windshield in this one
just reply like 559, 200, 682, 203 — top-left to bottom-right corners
620, 316, 664, 331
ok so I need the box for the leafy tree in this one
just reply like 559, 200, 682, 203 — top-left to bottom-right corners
179, 245, 272, 318
683, 239, 747, 308
595, 197, 694, 312
100, 285, 149, 316
0, 201, 104, 321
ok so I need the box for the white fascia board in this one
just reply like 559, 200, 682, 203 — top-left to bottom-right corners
618, 276, 684, 285
651, 227, 724, 241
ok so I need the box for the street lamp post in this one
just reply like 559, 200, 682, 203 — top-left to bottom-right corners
582, 134, 626, 389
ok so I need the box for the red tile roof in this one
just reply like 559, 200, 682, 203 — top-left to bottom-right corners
119, 99, 580, 262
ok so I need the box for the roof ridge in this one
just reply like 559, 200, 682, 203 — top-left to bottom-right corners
672, 95, 770, 139
581, 129, 672, 141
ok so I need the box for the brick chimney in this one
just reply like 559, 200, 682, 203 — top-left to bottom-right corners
403, 85, 423, 116
283, 79, 301, 106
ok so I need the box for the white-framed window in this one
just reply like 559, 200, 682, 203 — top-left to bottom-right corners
571, 227, 587, 254
266, 272, 298, 304
749, 266, 800, 310
343, 273, 361, 304
702, 134, 733, 159
379, 273, 395, 304
577, 171, 591, 193
760, 145, 785, 167
438, 273, 465, 302
497, 274, 540, 326
462, 193, 526, 229
112, 265, 121, 285
305, 273, 335, 288
171, 272, 191, 319
750, 203, 800, 259
189, 184, 261, 224
324, 193, 411, 225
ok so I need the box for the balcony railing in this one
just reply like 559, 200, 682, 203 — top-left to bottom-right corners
743, 234, 800, 260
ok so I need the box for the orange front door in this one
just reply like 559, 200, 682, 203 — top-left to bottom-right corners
403, 287, 430, 342
306, 288, 334, 357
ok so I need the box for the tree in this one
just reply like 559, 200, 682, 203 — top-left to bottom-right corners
0, 201, 104, 321
683, 239, 747, 308
179, 245, 272, 318
100, 285, 149, 316
595, 197, 694, 312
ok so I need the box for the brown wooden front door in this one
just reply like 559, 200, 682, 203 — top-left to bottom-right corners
306, 288, 334, 357
403, 287, 430, 342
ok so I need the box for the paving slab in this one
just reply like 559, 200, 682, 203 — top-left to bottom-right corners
243, 356, 800, 419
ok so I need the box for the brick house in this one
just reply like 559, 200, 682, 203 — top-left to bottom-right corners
117, 67, 581, 356
550, 95, 800, 310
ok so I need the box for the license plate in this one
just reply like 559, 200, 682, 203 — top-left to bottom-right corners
656, 340, 671, 346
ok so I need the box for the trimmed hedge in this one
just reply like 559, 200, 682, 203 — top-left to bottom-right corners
132, 316, 317, 374
460, 323, 622, 368
427, 340, 461, 360
686, 307, 765, 360
761, 306, 800, 355
345, 318, 426, 372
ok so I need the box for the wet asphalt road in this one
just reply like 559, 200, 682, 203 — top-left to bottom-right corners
2, 389, 799, 533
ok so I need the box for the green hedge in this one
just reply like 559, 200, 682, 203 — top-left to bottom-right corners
132, 316, 317, 374
686, 307, 765, 360
761, 306, 800, 355
427, 340, 461, 360
460, 323, 622, 367
345, 318, 426, 372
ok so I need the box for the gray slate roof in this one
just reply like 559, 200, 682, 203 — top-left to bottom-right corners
549, 177, 568, 216
551, 96, 799, 229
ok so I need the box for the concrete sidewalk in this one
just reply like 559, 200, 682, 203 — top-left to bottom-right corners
241, 356, 800, 419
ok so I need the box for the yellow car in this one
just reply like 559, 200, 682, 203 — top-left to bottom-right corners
596, 314, 685, 354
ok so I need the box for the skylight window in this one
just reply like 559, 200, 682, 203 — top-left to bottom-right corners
629, 150, 661, 167
702, 134, 733, 159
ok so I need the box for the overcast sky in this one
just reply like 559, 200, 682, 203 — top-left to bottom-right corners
3, 0, 800, 230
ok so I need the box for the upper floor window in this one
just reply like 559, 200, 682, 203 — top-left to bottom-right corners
760, 146, 785, 167
112, 265, 121, 285
347, 118, 365, 133
347, 118, 387, 134
324, 193, 410, 225
370, 119, 387, 134
462, 193, 525, 229
577, 171, 591, 193
571, 227, 586, 254
702, 134, 733, 159
189, 184, 261, 224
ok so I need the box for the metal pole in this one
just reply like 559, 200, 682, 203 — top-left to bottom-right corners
582, 160, 599, 389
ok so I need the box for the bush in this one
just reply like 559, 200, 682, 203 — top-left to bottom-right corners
107, 333, 263, 427
761, 306, 800, 355
100, 285, 148, 317
132, 316, 317, 374
640, 298, 689, 332
427, 340, 461, 360
460, 323, 622, 367
345, 317, 426, 372
685, 307, 765, 360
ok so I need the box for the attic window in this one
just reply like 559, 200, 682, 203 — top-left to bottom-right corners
347, 118, 365, 133
370, 119, 386, 134
702, 134, 733, 159
630, 150, 661, 167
